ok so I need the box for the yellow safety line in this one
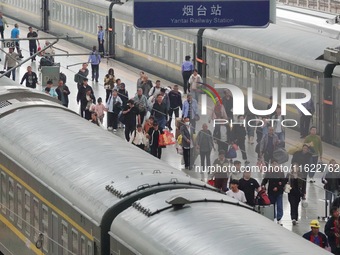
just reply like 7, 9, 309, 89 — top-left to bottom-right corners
0, 164, 94, 241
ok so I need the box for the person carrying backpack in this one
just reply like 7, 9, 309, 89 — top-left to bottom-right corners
130, 124, 147, 150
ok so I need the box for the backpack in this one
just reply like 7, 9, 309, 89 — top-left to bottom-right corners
74, 73, 79, 83
256, 189, 271, 205
60, 72, 67, 83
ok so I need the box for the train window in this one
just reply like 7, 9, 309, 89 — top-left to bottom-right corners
61, 221, 68, 255
87, 241, 93, 255
228, 57, 233, 83
242, 61, 248, 87
175, 40, 181, 64
250, 64, 255, 88
80, 237, 86, 255
169, 38, 175, 62
70, 7, 74, 27
265, 68, 271, 96
147, 31, 152, 54
132, 28, 136, 49
142, 30, 146, 52
189, 44, 193, 59
42, 205, 48, 252
281, 74, 287, 87
219, 54, 227, 80
158, 35, 163, 58
235, 59, 241, 85
17, 184, 22, 228
182, 42, 186, 62
33, 198, 39, 241
297, 79, 305, 98
72, 229, 79, 254
256, 66, 263, 92
51, 213, 58, 254
125, 26, 133, 47
273, 71, 279, 87
24, 191, 31, 236
153, 33, 158, 56
214, 52, 220, 78
1, 172, 6, 214
51, 2, 56, 20
290, 76, 296, 88
164, 36, 169, 60
8, 178, 14, 221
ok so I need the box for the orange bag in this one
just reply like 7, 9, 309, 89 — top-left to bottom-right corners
159, 130, 175, 146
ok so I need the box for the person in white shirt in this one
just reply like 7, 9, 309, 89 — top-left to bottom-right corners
148, 80, 162, 102
130, 124, 147, 150
226, 179, 247, 203
188, 69, 203, 103
272, 105, 285, 146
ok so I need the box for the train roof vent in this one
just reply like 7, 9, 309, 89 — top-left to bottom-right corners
324, 48, 340, 63
0, 100, 12, 109
166, 196, 191, 209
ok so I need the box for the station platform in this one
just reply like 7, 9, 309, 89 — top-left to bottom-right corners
1, 16, 339, 238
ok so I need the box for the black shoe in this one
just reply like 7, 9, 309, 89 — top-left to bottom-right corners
169, 127, 173, 131
95, 80, 99, 82
19, 55, 24, 58
92, 78, 94, 81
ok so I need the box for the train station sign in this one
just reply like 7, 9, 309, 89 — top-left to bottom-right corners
134, 0, 270, 29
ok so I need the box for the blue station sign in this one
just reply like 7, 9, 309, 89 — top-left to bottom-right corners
134, 0, 270, 29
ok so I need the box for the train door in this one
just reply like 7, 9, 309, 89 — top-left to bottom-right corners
323, 64, 336, 143
42, 0, 49, 31
51, 212, 58, 254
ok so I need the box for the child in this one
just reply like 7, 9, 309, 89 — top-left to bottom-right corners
91, 97, 106, 124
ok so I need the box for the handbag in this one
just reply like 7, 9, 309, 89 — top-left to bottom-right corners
272, 148, 289, 164
284, 183, 292, 193
226, 146, 237, 159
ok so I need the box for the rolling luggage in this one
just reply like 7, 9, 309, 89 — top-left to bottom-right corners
255, 205, 275, 220
317, 199, 330, 220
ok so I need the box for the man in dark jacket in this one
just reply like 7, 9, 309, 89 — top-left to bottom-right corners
151, 94, 168, 129
122, 99, 139, 141
260, 126, 279, 166
180, 117, 195, 170
77, 78, 95, 118
303, 220, 329, 249
291, 144, 312, 180
167, 85, 182, 130
232, 115, 248, 164
325, 207, 340, 254
261, 159, 287, 225
148, 122, 164, 159
55, 80, 70, 107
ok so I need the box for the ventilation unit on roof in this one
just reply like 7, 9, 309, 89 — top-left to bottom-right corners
324, 48, 340, 63
0, 100, 12, 109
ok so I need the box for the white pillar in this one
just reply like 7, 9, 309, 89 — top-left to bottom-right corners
270, 0, 276, 24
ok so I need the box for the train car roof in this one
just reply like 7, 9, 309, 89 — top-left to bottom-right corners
0, 105, 205, 224
204, 24, 340, 72
332, 65, 340, 77
110, 189, 330, 255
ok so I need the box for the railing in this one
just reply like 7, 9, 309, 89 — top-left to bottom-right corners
277, 0, 340, 14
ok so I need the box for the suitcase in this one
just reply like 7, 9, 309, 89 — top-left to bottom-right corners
255, 205, 274, 220
317, 199, 330, 220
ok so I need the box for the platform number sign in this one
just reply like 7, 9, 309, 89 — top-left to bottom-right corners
2, 40, 16, 48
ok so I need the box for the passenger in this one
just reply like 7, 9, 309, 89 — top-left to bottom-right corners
222, 89, 233, 142
42, 40, 55, 63
148, 122, 164, 159
143, 116, 154, 134
97, 25, 105, 57
323, 159, 340, 209
188, 69, 203, 103
27, 26, 39, 62
229, 160, 243, 185
149, 80, 162, 99
238, 170, 260, 206
0, 12, 8, 39
181, 55, 193, 94
75, 63, 89, 90
299, 98, 315, 139
151, 94, 167, 130
44, 80, 58, 98
44, 87, 50, 95
303, 220, 328, 249
136, 71, 144, 88
130, 124, 147, 150
196, 123, 215, 170
180, 117, 195, 170
287, 163, 306, 225
104, 68, 116, 102
291, 144, 312, 181
89, 112, 100, 126
325, 207, 340, 254
213, 120, 228, 154
245, 108, 256, 145
182, 94, 199, 131
118, 83, 129, 109
267, 96, 273, 110
11, 23, 23, 58
259, 126, 279, 166
261, 159, 287, 225
212, 150, 229, 192
272, 105, 285, 147
77, 78, 95, 118
122, 99, 139, 141
140, 75, 153, 97
134, 88, 149, 124
115, 78, 122, 90
88, 46, 101, 82
4, 47, 19, 81
167, 85, 182, 130
20, 66, 38, 88
55, 79, 70, 108
232, 115, 248, 164
226, 179, 247, 203
304, 126, 322, 183
91, 97, 106, 124
84, 88, 96, 120
106, 89, 122, 132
